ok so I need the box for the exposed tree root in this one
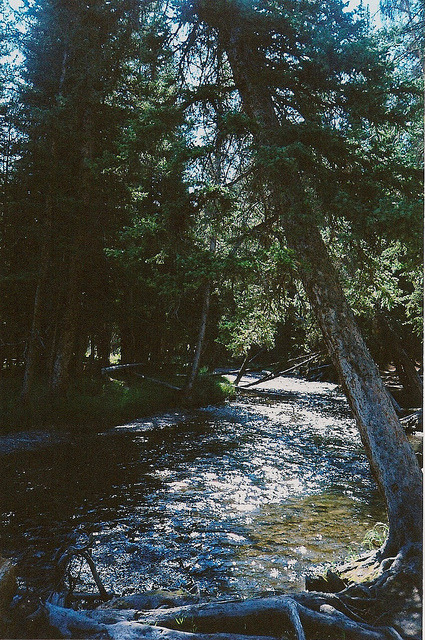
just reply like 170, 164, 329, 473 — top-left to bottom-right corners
135, 594, 405, 640
40, 602, 279, 640
19, 545, 421, 640
37, 591, 413, 640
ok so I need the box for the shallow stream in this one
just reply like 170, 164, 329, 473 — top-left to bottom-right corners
0, 376, 386, 599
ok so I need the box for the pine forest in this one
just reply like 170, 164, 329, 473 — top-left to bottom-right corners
0, 0, 423, 638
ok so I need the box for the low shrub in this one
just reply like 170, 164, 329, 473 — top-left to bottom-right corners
0, 373, 234, 433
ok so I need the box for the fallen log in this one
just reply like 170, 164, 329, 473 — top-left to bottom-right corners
0, 557, 17, 638
400, 410, 423, 433
240, 353, 321, 388
101, 363, 146, 373
101, 363, 183, 392
133, 373, 183, 392
0, 557, 16, 609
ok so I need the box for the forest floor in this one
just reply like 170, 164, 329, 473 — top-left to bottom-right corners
0, 371, 235, 435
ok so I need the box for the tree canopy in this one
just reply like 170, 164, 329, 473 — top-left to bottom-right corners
0, 0, 422, 556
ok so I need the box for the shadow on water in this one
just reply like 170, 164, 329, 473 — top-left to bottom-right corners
0, 379, 386, 598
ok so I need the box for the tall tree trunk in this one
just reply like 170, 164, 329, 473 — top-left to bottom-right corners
51, 110, 93, 397
21, 197, 53, 401
196, 0, 422, 555
185, 239, 216, 397
96, 325, 111, 370
377, 311, 423, 407
22, 51, 69, 400
50, 248, 83, 396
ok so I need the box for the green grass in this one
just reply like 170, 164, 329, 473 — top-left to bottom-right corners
362, 522, 389, 550
0, 372, 235, 434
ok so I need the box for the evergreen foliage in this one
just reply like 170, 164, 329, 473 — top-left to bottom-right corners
0, 0, 422, 426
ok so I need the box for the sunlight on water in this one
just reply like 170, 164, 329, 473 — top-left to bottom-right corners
0, 378, 386, 598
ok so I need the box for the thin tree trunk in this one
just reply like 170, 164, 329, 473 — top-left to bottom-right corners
184, 239, 216, 396
184, 237, 217, 396
72, 330, 88, 377
46, 295, 61, 378
197, 0, 422, 555
234, 350, 251, 386
184, 245, 215, 398
96, 325, 111, 369
120, 287, 136, 364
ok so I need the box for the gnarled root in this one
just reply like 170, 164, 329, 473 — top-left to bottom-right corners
137, 594, 404, 640
38, 598, 400, 640
30, 591, 416, 640
40, 602, 279, 640
28, 544, 422, 640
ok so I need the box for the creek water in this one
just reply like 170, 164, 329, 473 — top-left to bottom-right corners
0, 376, 386, 600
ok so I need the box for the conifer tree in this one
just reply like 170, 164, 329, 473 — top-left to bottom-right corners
18, 0, 141, 397
185, 0, 422, 556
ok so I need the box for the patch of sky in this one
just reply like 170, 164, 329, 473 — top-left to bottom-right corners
6, 0, 23, 8
347, 0, 382, 26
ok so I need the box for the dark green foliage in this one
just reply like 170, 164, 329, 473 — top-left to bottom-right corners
0, 0, 422, 421
0, 372, 233, 433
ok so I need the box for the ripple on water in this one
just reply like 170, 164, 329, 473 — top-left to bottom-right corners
0, 378, 385, 598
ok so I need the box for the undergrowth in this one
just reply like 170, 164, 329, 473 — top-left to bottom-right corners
0, 372, 235, 433
362, 522, 389, 550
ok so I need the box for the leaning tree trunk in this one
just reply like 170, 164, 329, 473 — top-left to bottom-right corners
184, 237, 216, 398
286, 223, 422, 554
234, 350, 251, 386
196, 0, 422, 556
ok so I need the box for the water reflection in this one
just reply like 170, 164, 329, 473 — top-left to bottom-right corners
0, 380, 385, 598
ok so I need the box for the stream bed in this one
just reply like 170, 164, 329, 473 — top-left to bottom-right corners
0, 375, 386, 600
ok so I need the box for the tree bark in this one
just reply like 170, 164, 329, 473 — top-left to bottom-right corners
184, 238, 216, 397
184, 282, 213, 397
195, 0, 422, 555
21, 198, 53, 401
285, 224, 422, 554
50, 248, 84, 396
377, 311, 423, 407
50, 109, 93, 397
